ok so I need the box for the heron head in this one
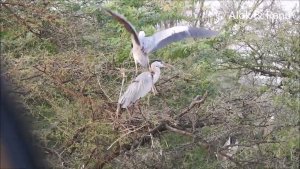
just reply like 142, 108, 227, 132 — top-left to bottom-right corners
151, 60, 165, 68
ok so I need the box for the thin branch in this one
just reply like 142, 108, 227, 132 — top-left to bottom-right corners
2, 3, 41, 37
95, 69, 113, 102
165, 124, 194, 137
95, 122, 167, 169
107, 124, 146, 150
84, 147, 97, 168
219, 140, 282, 151
175, 91, 208, 119
217, 151, 242, 167
156, 74, 179, 86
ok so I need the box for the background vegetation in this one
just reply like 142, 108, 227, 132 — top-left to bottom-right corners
1, 0, 299, 168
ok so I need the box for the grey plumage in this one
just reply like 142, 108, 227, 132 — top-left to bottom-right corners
105, 9, 218, 69
222, 136, 239, 157
143, 26, 218, 53
118, 61, 165, 108
104, 9, 140, 46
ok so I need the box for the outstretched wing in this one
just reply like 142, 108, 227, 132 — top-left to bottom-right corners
145, 26, 218, 53
118, 72, 153, 108
104, 8, 140, 46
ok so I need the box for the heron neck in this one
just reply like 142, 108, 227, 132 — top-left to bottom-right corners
131, 35, 140, 47
151, 66, 161, 84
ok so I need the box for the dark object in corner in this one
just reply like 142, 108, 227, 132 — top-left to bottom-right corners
1, 77, 45, 169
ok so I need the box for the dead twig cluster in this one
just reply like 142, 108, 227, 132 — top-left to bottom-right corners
94, 91, 210, 169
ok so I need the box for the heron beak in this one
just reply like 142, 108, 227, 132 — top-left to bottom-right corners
163, 63, 175, 69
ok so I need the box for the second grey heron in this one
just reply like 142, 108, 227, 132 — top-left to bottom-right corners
105, 9, 218, 73
216, 136, 239, 161
118, 60, 166, 109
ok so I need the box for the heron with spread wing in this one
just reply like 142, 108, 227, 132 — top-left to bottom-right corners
105, 9, 218, 73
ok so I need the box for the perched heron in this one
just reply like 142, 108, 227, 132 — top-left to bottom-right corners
105, 9, 218, 73
216, 136, 239, 161
117, 60, 166, 110
223, 136, 239, 157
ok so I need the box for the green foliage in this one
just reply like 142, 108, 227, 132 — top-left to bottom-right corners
183, 147, 218, 169
2, 0, 299, 168
161, 133, 192, 149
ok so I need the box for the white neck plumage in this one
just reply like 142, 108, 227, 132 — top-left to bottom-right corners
150, 66, 161, 84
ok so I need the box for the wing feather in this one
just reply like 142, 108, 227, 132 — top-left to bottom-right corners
118, 82, 138, 108
104, 8, 140, 46
145, 26, 218, 53
119, 72, 153, 108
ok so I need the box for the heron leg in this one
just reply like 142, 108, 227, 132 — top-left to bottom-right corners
116, 104, 121, 119
147, 56, 151, 71
135, 60, 138, 76
151, 84, 158, 95
124, 106, 132, 120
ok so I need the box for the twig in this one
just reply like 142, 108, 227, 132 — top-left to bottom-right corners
217, 151, 242, 167
118, 68, 126, 100
2, 3, 41, 37
80, 75, 92, 93
156, 74, 179, 86
42, 147, 65, 166
33, 65, 83, 99
96, 91, 210, 168
95, 67, 113, 102
84, 147, 97, 168
95, 122, 167, 169
107, 124, 146, 150
20, 74, 42, 81
0, 2, 28, 7
60, 123, 92, 154
165, 124, 194, 137
219, 140, 282, 151
175, 91, 208, 119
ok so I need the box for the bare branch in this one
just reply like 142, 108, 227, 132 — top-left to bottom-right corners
165, 124, 194, 137
2, 3, 41, 37
175, 91, 208, 119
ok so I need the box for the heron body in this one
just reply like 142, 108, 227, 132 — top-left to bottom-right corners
118, 61, 164, 108
105, 9, 218, 71
131, 33, 148, 67
224, 137, 239, 157
216, 136, 239, 161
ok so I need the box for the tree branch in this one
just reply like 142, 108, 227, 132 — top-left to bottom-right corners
2, 3, 41, 37
175, 91, 208, 119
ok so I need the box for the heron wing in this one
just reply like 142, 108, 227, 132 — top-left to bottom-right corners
145, 26, 218, 53
134, 72, 153, 100
104, 9, 140, 46
118, 72, 152, 108
118, 82, 137, 108
224, 137, 231, 147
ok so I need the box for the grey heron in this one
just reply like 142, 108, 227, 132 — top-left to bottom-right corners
118, 60, 166, 110
216, 136, 239, 161
105, 9, 218, 73
223, 136, 239, 157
